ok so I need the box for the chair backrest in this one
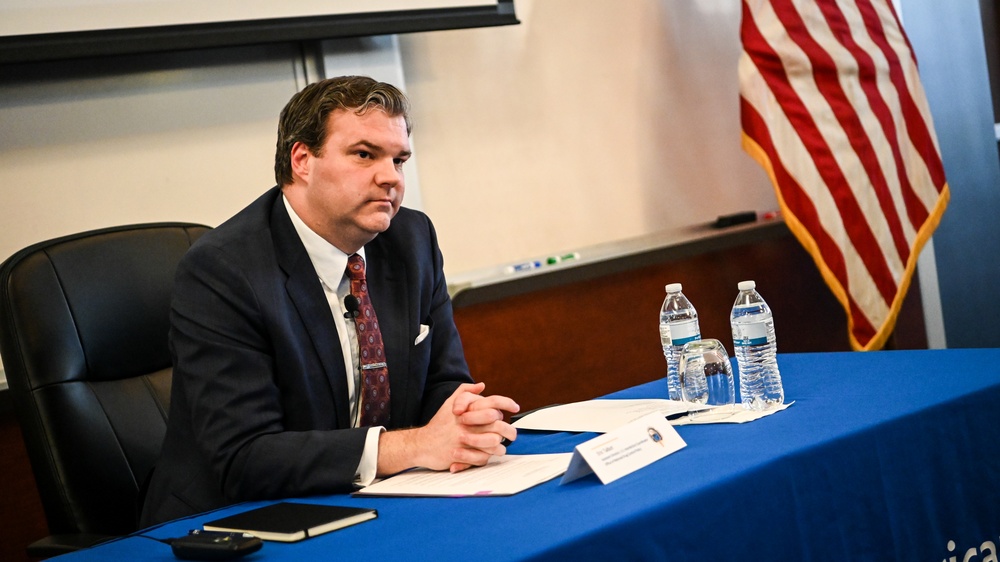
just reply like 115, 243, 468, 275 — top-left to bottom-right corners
0, 223, 209, 536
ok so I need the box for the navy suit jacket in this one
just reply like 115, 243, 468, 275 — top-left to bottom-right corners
141, 187, 472, 526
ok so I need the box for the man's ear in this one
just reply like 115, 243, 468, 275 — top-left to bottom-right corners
290, 142, 313, 183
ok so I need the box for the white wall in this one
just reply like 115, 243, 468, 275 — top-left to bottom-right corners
400, 0, 777, 275
0, 44, 300, 260
0, 37, 413, 378
0, 45, 304, 379
0, 0, 780, 377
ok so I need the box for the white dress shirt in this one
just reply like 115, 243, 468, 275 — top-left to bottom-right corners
283, 194, 382, 487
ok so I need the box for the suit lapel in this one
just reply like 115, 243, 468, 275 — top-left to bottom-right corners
270, 196, 352, 428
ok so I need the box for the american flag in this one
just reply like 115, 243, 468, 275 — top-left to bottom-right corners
739, 0, 949, 350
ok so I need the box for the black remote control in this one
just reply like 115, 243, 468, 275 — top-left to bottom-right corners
171, 530, 263, 560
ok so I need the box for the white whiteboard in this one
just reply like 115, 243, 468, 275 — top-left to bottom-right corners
0, 0, 496, 36
0, 0, 516, 65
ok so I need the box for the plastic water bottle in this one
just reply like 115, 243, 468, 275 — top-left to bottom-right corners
659, 283, 701, 401
730, 280, 784, 410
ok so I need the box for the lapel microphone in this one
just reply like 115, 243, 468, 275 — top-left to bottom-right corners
344, 294, 361, 319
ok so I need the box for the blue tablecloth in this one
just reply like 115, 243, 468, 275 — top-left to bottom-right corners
59, 349, 1000, 561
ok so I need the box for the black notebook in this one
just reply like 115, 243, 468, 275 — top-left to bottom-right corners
203, 502, 377, 542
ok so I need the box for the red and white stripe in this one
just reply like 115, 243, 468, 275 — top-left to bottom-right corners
739, 0, 949, 350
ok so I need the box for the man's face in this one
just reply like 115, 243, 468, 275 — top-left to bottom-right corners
294, 107, 411, 253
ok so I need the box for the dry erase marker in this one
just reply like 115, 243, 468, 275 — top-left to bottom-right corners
505, 260, 541, 274
546, 252, 580, 265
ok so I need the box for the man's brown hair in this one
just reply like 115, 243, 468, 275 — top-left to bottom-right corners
274, 76, 411, 186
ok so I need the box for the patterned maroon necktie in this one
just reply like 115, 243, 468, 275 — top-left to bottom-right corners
347, 254, 391, 426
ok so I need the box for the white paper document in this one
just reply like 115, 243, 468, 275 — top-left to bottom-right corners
561, 412, 686, 485
511, 399, 706, 433
354, 453, 572, 497
512, 398, 794, 433
670, 401, 794, 425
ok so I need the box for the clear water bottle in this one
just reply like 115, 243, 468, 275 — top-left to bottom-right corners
659, 283, 701, 401
730, 280, 784, 410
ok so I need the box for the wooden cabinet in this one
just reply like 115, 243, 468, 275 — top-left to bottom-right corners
452, 221, 926, 413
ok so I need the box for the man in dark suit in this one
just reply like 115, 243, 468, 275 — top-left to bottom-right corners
141, 76, 519, 526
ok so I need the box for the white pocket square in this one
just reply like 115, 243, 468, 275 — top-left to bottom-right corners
414, 324, 430, 345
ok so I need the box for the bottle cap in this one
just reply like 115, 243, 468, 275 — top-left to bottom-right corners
738, 280, 756, 291
665, 283, 682, 293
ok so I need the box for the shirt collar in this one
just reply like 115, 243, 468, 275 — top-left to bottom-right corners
282, 193, 365, 291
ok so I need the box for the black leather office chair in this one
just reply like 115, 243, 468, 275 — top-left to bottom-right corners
0, 223, 209, 558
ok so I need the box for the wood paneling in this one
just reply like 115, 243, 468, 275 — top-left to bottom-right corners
453, 226, 926, 413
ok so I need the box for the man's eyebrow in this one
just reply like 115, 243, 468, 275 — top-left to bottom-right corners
349, 140, 412, 158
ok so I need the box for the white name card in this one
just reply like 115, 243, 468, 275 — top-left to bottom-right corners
560, 411, 686, 485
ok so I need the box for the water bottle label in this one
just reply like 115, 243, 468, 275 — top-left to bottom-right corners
733, 321, 769, 347
668, 319, 700, 346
